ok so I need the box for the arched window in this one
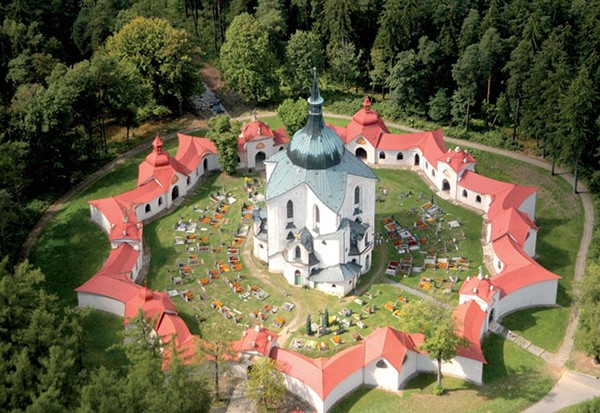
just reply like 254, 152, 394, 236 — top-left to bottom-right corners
396, 152, 404, 160
158, 197, 163, 206
379, 151, 386, 159
186, 176, 191, 186
476, 195, 482, 203
287, 231, 294, 240
462, 189, 467, 197
354, 187, 360, 205
145, 204, 151, 213
314, 205, 320, 224
287, 200, 294, 219
432, 169, 436, 177
376, 360, 388, 368
295, 246, 301, 260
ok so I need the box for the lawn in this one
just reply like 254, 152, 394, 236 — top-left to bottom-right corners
331, 335, 555, 413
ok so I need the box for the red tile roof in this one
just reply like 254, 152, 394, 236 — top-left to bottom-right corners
335, 96, 390, 146
489, 207, 537, 246
235, 326, 279, 356
114, 180, 165, 211
459, 276, 498, 303
75, 243, 141, 303
88, 197, 142, 242
363, 327, 418, 371
175, 133, 217, 172
491, 235, 560, 295
138, 136, 190, 187
437, 147, 476, 173
453, 301, 487, 363
459, 171, 538, 219
271, 326, 419, 400
124, 288, 178, 324
238, 120, 289, 151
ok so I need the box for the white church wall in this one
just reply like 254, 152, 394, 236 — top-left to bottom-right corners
456, 184, 490, 213
246, 139, 275, 169
77, 292, 125, 317
305, 188, 338, 235
134, 194, 166, 222
524, 228, 537, 257
323, 367, 364, 413
441, 357, 483, 385
346, 138, 375, 164
315, 236, 344, 268
518, 193, 537, 221
495, 280, 558, 319
281, 374, 325, 413
253, 238, 268, 262
313, 280, 353, 297
364, 358, 400, 391
90, 205, 111, 236
398, 351, 418, 385
266, 185, 308, 255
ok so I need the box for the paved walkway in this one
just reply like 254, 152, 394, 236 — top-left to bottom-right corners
522, 371, 600, 413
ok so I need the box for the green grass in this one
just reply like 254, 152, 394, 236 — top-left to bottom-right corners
500, 307, 570, 353
331, 335, 554, 413
81, 310, 129, 371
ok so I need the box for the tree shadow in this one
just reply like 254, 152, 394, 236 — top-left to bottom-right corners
480, 335, 553, 403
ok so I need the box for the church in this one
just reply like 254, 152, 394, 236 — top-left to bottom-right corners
252, 72, 378, 297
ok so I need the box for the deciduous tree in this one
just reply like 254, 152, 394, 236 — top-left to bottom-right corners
219, 13, 279, 103
400, 301, 468, 391
247, 358, 285, 411
207, 115, 239, 175
277, 98, 308, 136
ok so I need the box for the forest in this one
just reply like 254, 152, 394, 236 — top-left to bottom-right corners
1, 0, 600, 262
0, 0, 599, 410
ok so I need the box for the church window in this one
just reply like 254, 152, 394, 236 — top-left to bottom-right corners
379, 151, 386, 159
295, 246, 301, 260
158, 197, 163, 206
462, 189, 468, 197
397, 152, 403, 160
287, 200, 294, 219
476, 195, 482, 203
432, 169, 436, 177
376, 360, 388, 368
331, 284, 336, 288
354, 187, 360, 205
314, 205, 320, 223
287, 231, 294, 240
186, 176, 191, 186
145, 204, 151, 213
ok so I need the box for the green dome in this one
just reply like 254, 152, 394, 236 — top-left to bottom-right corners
286, 70, 345, 170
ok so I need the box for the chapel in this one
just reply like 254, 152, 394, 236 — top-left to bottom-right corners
252, 71, 378, 296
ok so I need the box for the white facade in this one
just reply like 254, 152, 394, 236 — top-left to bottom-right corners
77, 292, 125, 317
495, 281, 559, 319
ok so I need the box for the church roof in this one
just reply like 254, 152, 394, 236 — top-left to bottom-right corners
265, 150, 377, 212
285, 70, 346, 170
288, 227, 314, 252
266, 70, 377, 211
308, 262, 361, 283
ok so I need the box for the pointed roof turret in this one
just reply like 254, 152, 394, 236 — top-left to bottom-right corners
362, 96, 371, 111
152, 136, 164, 153
286, 68, 345, 170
